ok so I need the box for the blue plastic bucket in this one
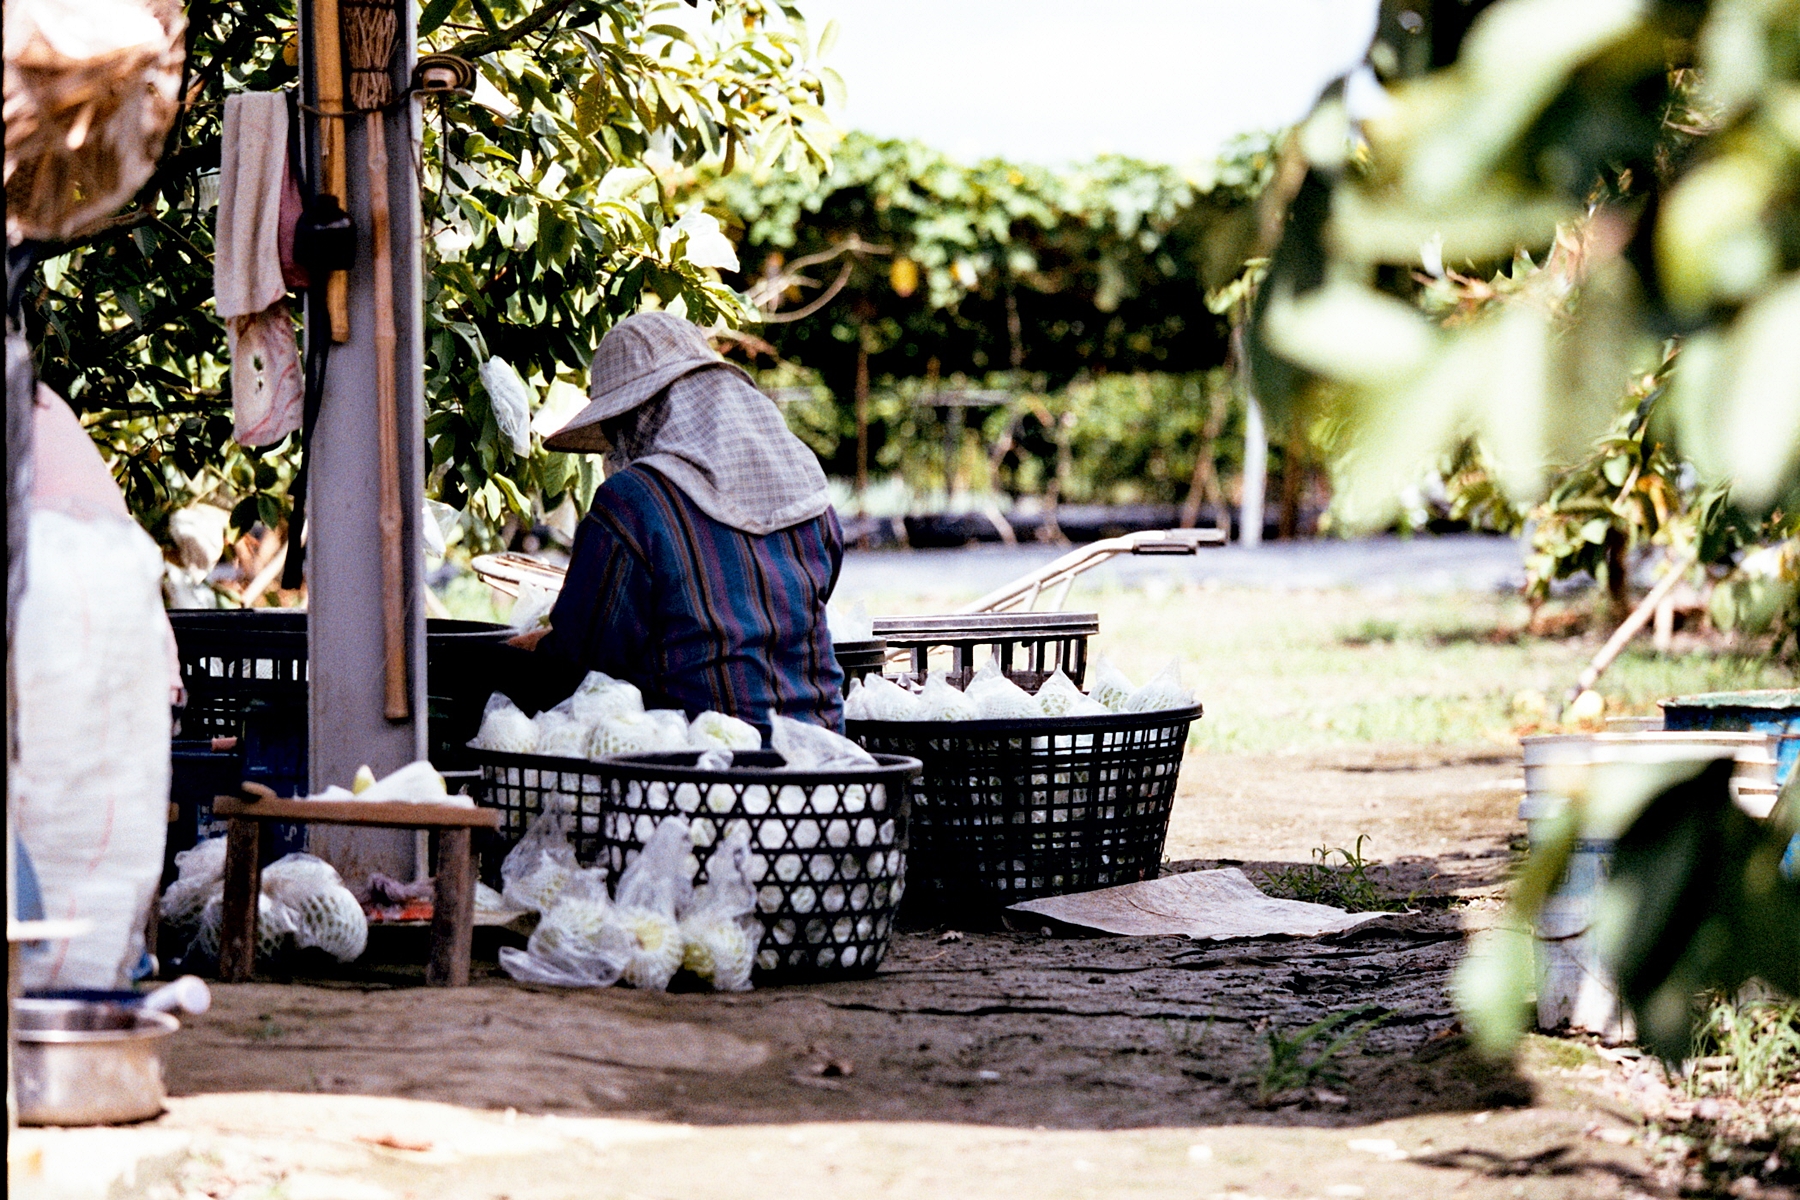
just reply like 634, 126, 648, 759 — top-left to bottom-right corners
1660, 689, 1800, 786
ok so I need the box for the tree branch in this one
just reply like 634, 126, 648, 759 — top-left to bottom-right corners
448, 0, 588, 59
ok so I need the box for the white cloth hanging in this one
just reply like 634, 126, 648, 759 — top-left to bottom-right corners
215, 92, 302, 446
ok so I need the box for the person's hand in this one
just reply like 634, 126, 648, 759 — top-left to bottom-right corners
506, 626, 552, 650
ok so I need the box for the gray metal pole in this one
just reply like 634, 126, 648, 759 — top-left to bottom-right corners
1240, 395, 1266, 548
303, 2, 426, 881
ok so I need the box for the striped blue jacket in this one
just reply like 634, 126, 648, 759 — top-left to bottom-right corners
541, 465, 845, 734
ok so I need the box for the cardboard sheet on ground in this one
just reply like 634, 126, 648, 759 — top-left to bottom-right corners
1006, 868, 1394, 940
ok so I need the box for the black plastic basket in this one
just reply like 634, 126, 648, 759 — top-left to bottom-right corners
833, 639, 888, 692
872, 612, 1098, 691
168, 611, 519, 770
847, 704, 1200, 920
472, 748, 922, 981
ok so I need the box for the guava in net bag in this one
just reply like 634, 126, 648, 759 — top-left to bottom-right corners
770, 715, 876, 769
564, 671, 645, 722
642, 709, 693, 750
501, 805, 578, 912
689, 710, 761, 751
160, 836, 228, 929
917, 673, 978, 722
503, 866, 629, 987
968, 673, 1040, 720
607, 817, 694, 991
1127, 661, 1195, 713
533, 710, 589, 758
589, 711, 667, 757
854, 675, 925, 721
680, 825, 759, 992
261, 853, 367, 962
1085, 657, 1137, 713
1036, 669, 1108, 717
472, 692, 537, 753
194, 891, 296, 964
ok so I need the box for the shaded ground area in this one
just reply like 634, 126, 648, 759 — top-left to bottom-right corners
166, 915, 1514, 1129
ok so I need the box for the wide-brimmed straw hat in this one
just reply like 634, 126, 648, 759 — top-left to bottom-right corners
543, 311, 752, 453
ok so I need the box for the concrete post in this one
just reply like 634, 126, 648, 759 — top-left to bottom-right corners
301, 1, 426, 881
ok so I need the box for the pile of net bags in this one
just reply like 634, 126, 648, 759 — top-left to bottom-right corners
469, 671, 763, 760
843, 657, 1195, 722
496, 814, 762, 992
158, 841, 369, 968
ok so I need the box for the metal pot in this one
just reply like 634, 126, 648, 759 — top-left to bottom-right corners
12, 998, 179, 1125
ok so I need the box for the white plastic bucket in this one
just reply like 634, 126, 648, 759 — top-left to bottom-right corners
1518, 732, 1776, 1037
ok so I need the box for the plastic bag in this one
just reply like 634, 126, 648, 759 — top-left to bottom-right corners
357, 761, 469, 807
1127, 661, 1195, 713
679, 825, 759, 992
918, 673, 979, 722
509, 579, 558, 632
826, 600, 873, 644
689, 710, 761, 752
854, 674, 926, 721
261, 853, 367, 962
770, 715, 877, 769
1036, 669, 1106, 717
643, 709, 692, 750
479, 355, 535, 457
472, 693, 537, 753
159, 836, 228, 929
503, 866, 628, 988
589, 711, 666, 758
533, 710, 590, 758
1085, 657, 1137, 713
563, 671, 645, 723
501, 805, 578, 912
607, 817, 693, 991
842, 678, 871, 721
967, 672, 1040, 720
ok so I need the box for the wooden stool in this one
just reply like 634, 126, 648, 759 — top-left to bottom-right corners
213, 782, 501, 986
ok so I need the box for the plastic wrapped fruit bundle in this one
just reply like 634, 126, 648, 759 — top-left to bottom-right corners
842, 656, 1194, 721
471, 693, 537, 753
500, 806, 579, 913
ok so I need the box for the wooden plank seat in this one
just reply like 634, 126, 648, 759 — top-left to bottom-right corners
213, 781, 501, 986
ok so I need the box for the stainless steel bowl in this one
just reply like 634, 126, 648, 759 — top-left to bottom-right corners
12, 998, 179, 1125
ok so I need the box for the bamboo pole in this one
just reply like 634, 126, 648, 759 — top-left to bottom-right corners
311, 0, 351, 342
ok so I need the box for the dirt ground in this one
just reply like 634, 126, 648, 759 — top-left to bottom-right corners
23, 743, 1782, 1200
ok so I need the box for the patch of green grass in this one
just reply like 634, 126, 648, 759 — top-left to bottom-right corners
1340, 617, 1401, 645
433, 566, 509, 624
1687, 996, 1800, 1100
1255, 1005, 1387, 1103
1257, 836, 1391, 912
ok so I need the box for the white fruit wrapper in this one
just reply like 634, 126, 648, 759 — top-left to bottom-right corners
479, 355, 535, 457
854, 674, 926, 721
917, 672, 978, 721
968, 673, 1040, 720
1085, 656, 1137, 713
689, 710, 761, 751
1127, 661, 1195, 713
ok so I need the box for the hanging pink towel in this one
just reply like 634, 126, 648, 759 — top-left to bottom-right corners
215, 93, 302, 446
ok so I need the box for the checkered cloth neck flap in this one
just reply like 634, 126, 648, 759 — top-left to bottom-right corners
606, 363, 831, 537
